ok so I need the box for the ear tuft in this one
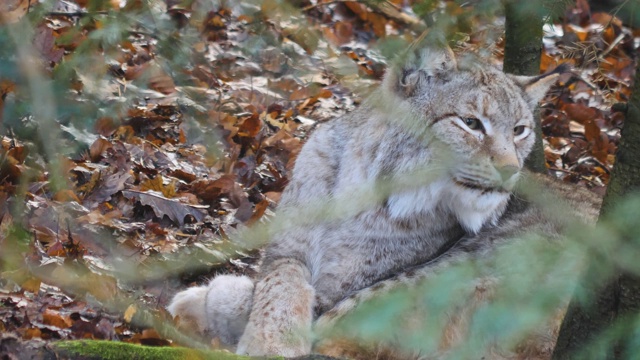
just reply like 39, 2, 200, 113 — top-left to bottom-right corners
384, 45, 457, 98
509, 63, 572, 109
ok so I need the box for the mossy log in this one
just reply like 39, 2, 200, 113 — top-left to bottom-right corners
51, 340, 259, 360
0, 335, 338, 360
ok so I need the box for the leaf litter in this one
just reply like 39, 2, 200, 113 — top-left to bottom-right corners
0, 0, 636, 353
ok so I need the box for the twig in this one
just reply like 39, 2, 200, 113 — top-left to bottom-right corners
548, 167, 573, 175
46, 11, 108, 17
600, 33, 626, 59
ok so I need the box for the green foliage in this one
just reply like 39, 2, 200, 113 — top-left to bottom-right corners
53, 340, 272, 360
326, 196, 640, 358
0, 0, 637, 358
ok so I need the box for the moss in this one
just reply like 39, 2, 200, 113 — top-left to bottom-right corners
52, 340, 283, 360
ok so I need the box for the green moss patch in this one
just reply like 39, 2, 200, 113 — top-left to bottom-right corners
52, 340, 274, 360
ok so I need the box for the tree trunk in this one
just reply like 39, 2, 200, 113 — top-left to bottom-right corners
502, 0, 545, 173
552, 48, 640, 360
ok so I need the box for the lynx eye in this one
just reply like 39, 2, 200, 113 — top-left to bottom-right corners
463, 118, 483, 131
514, 125, 527, 136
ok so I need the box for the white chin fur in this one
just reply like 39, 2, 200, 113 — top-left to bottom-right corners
447, 186, 510, 233
386, 180, 509, 234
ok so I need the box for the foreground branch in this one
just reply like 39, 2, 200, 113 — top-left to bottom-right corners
552, 41, 640, 360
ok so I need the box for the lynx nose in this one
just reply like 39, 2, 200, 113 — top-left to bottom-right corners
496, 165, 519, 182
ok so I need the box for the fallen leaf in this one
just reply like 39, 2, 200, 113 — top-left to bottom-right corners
123, 304, 137, 323
122, 190, 208, 225
140, 175, 177, 198
33, 25, 64, 64
246, 199, 269, 225
43, 309, 73, 329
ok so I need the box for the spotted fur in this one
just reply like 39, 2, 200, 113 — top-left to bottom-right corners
168, 47, 573, 357
313, 173, 602, 359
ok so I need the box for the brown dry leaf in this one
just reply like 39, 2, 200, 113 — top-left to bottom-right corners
169, 169, 197, 183
76, 209, 123, 227
191, 175, 237, 203
264, 191, 281, 203
0, 152, 25, 185
43, 309, 73, 329
562, 103, 601, 125
584, 120, 601, 143
23, 327, 42, 340
33, 25, 64, 64
84, 170, 131, 206
335, 22, 354, 45
210, 111, 239, 140
53, 190, 80, 202
345, 2, 369, 21
592, 133, 610, 163
123, 304, 137, 323
591, 12, 622, 27
572, 28, 588, 42
75, 169, 101, 197
20, 277, 41, 293
1, 136, 26, 161
319, 88, 332, 98
89, 137, 113, 162
47, 240, 66, 257
290, 84, 325, 101
246, 199, 269, 226
368, 13, 386, 38
269, 77, 302, 95
0, 0, 29, 24
238, 114, 262, 138
113, 126, 136, 142
563, 145, 583, 164
140, 175, 176, 198
191, 175, 253, 221
122, 190, 208, 225
602, 25, 617, 44
94, 118, 118, 137
321, 26, 342, 47
149, 72, 176, 95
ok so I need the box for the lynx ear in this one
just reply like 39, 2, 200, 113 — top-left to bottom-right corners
386, 45, 457, 98
509, 63, 571, 109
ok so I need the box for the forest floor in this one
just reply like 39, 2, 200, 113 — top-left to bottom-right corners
0, 0, 638, 357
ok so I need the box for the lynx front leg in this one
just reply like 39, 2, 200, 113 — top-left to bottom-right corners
236, 258, 315, 357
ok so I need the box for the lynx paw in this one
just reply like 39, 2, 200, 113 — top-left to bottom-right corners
204, 275, 254, 346
167, 275, 254, 348
167, 285, 208, 334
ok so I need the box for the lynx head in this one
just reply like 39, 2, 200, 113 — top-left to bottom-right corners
383, 46, 564, 231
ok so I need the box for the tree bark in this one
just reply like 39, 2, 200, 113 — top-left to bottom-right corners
552, 47, 640, 360
502, 0, 545, 173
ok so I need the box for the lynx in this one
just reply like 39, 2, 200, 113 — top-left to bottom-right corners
312, 173, 601, 359
168, 46, 600, 357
